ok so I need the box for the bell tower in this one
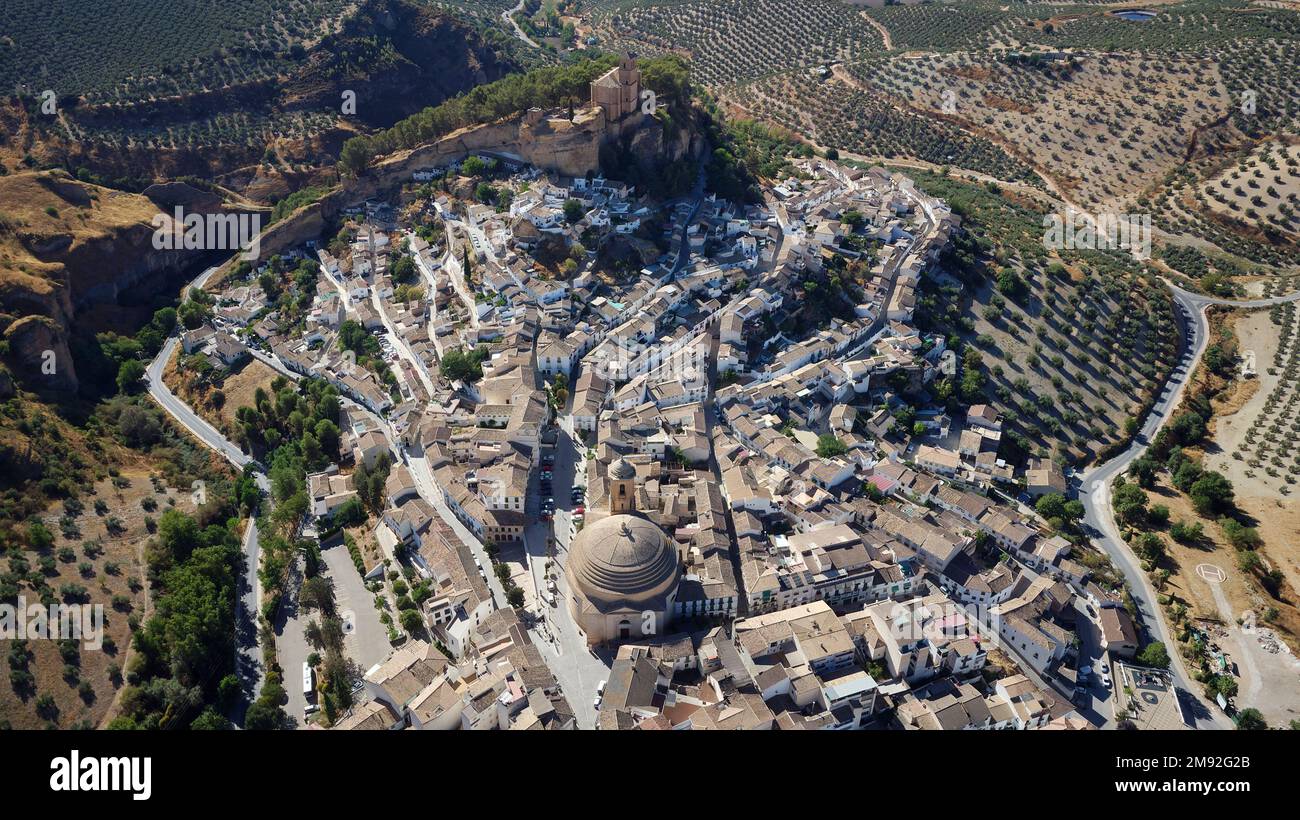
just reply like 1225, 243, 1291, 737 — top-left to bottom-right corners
608, 457, 637, 514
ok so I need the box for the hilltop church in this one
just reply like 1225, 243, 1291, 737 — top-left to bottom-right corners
589, 53, 643, 122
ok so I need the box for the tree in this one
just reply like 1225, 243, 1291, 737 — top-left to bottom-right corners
815, 434, 847, 458
1136, 641, 1170, 669
996, 268, 1025, 298
440, 346, 486, 382
1189, 471, 1234, 516
1169, 520, 1203, 544
1113, 481, 1149, 526
1148, 504, 1170, 526
191, 707, 234, 730
399, 608, 424, 634
1035, 493, 1068, 521
117, 404, 163, 448
339, 136, 373, 177
1235, 708, 1268, 730
563, 198, 585, 223
507, 587, 526, 608
1132, 532, 1165, 564
1206, 673, 1238, 700
116, 359, 146, 394
177, 299, 210, 330
391, 256, 417, 284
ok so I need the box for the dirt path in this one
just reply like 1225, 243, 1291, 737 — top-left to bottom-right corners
827, 64, 1083, 209
860, 11, 893, 50
726, 84, 1064, 211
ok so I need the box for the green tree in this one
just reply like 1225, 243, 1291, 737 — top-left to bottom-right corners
563, 199, 585, 223
1189, 471, 1234, 516
399, 608, 424, 634
815, 434, 847, 458
116, 359, 146, 394
1136, 641, 1170, 669
1235, 708, 1268, 730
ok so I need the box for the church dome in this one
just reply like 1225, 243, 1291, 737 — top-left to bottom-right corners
566, 514, 678, 610
608, 457, 636, 481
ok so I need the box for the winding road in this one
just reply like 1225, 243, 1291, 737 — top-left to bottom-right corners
502, 0, 540, 49
1075, 281, 1300, 729
146, 266, 270, 723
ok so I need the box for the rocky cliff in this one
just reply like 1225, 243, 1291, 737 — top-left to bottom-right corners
0, 172, 220, 393
208, 102, 704, 288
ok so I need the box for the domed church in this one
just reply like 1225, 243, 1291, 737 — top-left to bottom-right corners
565, 458, 679, 645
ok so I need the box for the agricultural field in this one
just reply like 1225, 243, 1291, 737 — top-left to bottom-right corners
1197, 141, 1300, 240
581, 0, 886, 87
862, 0, 1035, 51
677, 0, 1300, 282
851, 51, 1228, 214
906, 168, 1180, 464
0, 471, 202, 730
0, 0, 356, 102
0, 391, 240, 730
1212, 303, 1300, 497
0, 0, 522, 192
726, 70, 1040, 185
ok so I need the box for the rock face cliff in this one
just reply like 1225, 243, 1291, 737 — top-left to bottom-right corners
281, 0, 515, 130
210, 102, 705, 287
4, 316, 77, 393
0, 172, 218, 394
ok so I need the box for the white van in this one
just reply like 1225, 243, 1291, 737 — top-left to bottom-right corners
302, 662, 315, 699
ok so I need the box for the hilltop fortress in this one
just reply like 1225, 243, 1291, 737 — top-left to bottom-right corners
370, 52, 681, 182
206, 55, 701, 286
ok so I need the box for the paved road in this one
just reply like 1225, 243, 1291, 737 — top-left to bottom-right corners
440, 220, 481, 328
372, 276, 437, 397
502, 0, 540, 49
146, 266, 270, 723
1075, 282, 1300, 729
837, 178, 938, 361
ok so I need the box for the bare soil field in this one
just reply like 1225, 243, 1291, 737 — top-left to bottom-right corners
163, 346, 279, 438
1, 470, 199, 729
1150, 480, 1300, 725
1205, 306, 1300, 617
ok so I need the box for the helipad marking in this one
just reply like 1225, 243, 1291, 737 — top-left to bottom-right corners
1196, 564, 1226, 584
